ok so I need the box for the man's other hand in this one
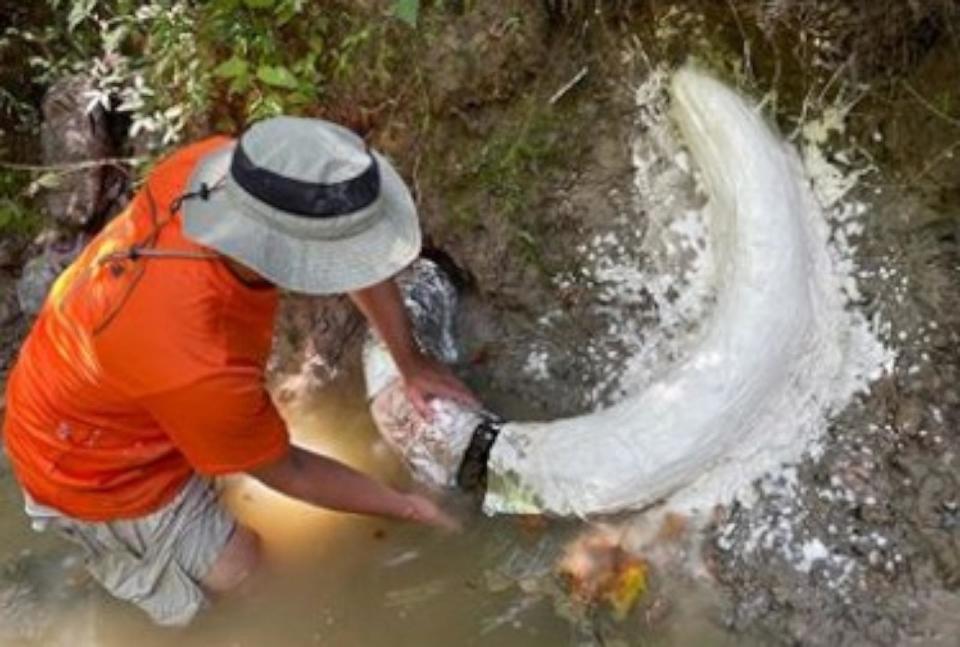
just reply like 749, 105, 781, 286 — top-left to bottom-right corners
401, 492, 462, 532
402, 353, 479, 420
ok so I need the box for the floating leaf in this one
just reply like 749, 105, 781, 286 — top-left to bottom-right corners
256, 65, 299, 89
391, 0, 419, 27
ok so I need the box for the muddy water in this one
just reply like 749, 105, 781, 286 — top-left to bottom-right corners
0, 375, 754, 646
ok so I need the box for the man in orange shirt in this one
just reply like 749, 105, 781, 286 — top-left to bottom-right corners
2, 117, 476, 625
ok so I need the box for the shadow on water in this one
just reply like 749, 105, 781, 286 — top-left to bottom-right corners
0, 375, 755, 646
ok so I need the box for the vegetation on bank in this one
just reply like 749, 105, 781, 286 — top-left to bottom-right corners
0, 181, 41, 239
4, 0, 425, 146
0, 0, 956, 259
0, 0, 581, 264
0, 0, 433, 237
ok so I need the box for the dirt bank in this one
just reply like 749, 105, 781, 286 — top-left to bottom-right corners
1, 2, 958, 645
399, 3, 960, 645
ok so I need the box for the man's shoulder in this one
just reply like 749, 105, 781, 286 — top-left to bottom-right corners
143, 136, 234, 200
151, 136, 234, 177
92, 255, 236, 395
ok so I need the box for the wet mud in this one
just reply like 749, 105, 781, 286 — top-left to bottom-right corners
0, 1, 959, 645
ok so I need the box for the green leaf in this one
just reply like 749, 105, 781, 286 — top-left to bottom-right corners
286, 90, 316, 105
250, 93, 285, 120
26, 172, 62, 197
67, 0, 98, 32
214, 56, 249, 79
0, 199, 41, 236
243, 0, 275, 8
307, 35, 325, 54
256, 65, 299, 89
274, 0, 305, 24
228, 75, 252, 95
391, 0, 419, 27
102, 24, 128, 53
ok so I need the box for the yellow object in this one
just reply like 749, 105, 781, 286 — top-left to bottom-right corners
604, 560, 649, 620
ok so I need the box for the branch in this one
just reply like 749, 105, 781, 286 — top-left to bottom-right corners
901, 80, 960, 129
0, 157, 143, 174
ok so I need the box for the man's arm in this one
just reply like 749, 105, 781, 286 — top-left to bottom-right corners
249, 444, 457, 530
349, 278, 478, 417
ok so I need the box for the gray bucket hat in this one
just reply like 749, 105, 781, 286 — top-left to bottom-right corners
181, 116, 421, 294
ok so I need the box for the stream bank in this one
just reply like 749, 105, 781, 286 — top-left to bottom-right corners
0, 2, 959, 645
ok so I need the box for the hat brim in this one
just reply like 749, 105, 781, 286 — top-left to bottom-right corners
181, 143, 422, 295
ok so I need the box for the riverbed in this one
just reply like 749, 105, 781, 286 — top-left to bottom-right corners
0, 375, 762, 646
0, 3, 958, 646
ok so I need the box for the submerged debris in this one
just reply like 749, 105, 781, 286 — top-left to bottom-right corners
556, 526, 651, 620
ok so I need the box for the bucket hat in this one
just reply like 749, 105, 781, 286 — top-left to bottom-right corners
181, 116, 421, 294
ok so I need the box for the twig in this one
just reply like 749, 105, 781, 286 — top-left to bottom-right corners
0, 157, 142, 174
816, 57, 852, 108
756, 40, 782, 116
411, 147, 423, 206
725, 0, 753, 82
901, 80, 960, 129
905, 138, 960, 186
549, 66, 589, 105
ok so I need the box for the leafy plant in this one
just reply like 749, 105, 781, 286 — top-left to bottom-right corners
392, 0, 420, 27
10, 0, 405, 150
0, 198, 42, 236
0, 172, 42, 236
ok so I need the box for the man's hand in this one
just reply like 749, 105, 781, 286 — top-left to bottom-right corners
252, 446, 460, 530
402, 353, 479, 420
400, 492, 462, 531
348, 277, 479, 419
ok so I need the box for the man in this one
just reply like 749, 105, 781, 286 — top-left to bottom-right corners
2, 117, 476, 626
363, 257, 499, 492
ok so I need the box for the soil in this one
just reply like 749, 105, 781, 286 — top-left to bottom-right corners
407, 4, 960, 645
1, 1, 959, 645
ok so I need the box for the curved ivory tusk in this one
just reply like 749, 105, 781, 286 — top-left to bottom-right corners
484, 67, 854, 516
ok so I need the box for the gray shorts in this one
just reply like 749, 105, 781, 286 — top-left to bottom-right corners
24, 475, 235, 626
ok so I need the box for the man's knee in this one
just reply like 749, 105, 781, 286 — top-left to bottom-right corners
202, 524, 262, 595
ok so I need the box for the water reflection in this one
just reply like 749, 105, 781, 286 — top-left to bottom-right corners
0, 375, 749, 646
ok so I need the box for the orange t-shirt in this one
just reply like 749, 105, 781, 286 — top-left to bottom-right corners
2, 137, 290, 521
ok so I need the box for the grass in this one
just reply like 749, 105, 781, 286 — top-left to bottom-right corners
445, 98, 570, 268
0, 171, 42, 237
0, 199, 42, 237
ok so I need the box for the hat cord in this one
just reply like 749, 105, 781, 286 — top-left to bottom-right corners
168, 176, 225, 214
97, 179, 224, 266
86, 176, 228, 337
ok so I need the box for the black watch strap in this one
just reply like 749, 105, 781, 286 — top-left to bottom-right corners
456, 417, 502, 493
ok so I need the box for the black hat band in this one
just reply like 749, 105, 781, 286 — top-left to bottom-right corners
230, 142, 381, 219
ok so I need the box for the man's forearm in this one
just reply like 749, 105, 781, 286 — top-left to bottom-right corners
350, 275, 478, 416
349, 279, 421, 375
251, 445, 413, 521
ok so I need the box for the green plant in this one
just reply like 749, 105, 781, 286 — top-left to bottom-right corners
0, 198, 42, 236
467, 109, 563, 211
203, 0, 319, 121
0, 171, 42, 236
392, 0, 420, 27
197, 0, 401, 123
0, 87, 38, 135
449, 100, 568, 268
5, 0, 415, 152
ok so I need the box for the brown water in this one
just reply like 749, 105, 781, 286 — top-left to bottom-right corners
0, 377, 754, 647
